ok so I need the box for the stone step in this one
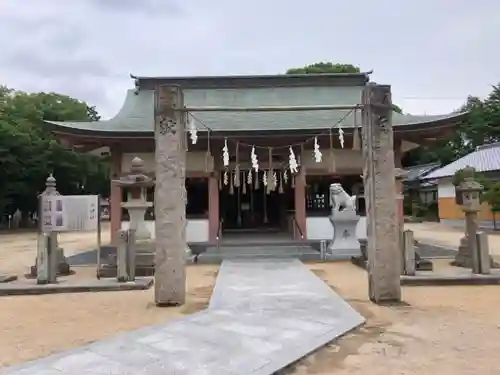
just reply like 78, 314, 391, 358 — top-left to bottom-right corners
196, 251, 322, 264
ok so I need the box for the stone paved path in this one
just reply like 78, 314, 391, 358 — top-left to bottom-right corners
0, 259, 364, 375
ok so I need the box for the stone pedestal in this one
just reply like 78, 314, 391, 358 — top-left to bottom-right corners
30, 237, 71, 277
452, 234, 498, 269
328, 210, 361, 256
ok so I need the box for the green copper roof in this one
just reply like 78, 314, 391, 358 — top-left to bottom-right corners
45, 78, 467, 134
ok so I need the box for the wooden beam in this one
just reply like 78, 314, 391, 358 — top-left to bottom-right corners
181, 104, 362, 112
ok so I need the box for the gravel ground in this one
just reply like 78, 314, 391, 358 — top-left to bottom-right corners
0, 265, 218, 368
288, 261, 500, 375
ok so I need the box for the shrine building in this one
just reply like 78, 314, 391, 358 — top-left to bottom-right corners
43, 73, 466, 245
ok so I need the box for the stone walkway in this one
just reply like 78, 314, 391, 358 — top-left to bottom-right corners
0, 259, 364, 375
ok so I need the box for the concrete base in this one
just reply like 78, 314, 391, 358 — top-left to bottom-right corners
98, 242, 194, 277
30, 247, 72, 278
0, 277, 153, 296
29, 262, 72, 279
0, 275, 17, 283
351, 247, 433, 272
451, 254, 500, 269
401, 273, 500, 286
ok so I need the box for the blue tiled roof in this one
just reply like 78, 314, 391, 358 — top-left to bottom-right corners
425, 143, 500, 180
404, 162, 441, 182
45, 89, 467, 134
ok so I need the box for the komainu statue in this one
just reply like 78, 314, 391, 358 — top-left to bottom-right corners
329, 183, 356, 213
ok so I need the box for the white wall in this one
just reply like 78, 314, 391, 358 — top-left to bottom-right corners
121, 219, 209, 243
437, 178, 455, 198
306, 216, 367, 240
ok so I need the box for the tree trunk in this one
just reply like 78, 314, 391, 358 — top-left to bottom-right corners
154, 85, 187, 306
494, 212, 497, 230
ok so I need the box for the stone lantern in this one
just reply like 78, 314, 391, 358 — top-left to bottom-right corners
110, 157, 156, 274
453, 166, 484, 269
112, 157, 154, 240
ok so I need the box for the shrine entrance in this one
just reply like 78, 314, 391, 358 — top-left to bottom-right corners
219, 169, 295, 236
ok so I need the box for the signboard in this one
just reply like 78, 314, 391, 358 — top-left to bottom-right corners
41, 195, 99, 232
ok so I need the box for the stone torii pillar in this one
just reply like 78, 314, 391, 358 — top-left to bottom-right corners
154, 85, 187, 306
361, 83, 401, 303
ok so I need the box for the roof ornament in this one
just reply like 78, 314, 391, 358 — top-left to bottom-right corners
133, 77, 140, 95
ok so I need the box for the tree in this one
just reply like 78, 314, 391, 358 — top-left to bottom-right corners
286, 62, 361, 74
404, 85, 500, 167
0, 86, 109, 226
285, 61, 405, 118
481, 180, 500, 230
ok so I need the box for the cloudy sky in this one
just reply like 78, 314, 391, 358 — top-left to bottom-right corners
1, 0, 499, 118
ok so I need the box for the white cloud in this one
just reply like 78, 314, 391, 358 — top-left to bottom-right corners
1, 0, 499, 118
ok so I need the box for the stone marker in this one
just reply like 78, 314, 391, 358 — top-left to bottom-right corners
403, 230, 415, 276
30, 175, 71, 277
361, 83, 401, 303
476, 231, 491, 274
154, 85, 187, 306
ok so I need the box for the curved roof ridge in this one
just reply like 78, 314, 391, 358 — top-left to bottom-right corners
129, 72, 374, 80
44, 89, 155, 132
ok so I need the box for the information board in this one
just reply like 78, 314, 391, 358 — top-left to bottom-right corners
41, 195, 99, 232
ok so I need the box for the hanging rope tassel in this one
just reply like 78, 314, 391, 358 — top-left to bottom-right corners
234, 141, 240, 187
352, 109, 361, 151
329, 128, 335, 173
205, 130, 211, 172
267, 148, 273, 194
229, 171, 234, 195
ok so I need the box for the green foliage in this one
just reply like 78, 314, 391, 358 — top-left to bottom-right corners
0, 86, 109, 223
482, 181, 500, 212
452, 167, 477, 186
286, 62, 361, 74
392, 104, 403, 114
404, 85, 500, 167
285, 61, 405, 115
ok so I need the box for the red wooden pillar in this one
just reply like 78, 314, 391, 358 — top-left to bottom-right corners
208, 174, 220, 243
294, 169, 307, 239
109, 145, 123, 244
